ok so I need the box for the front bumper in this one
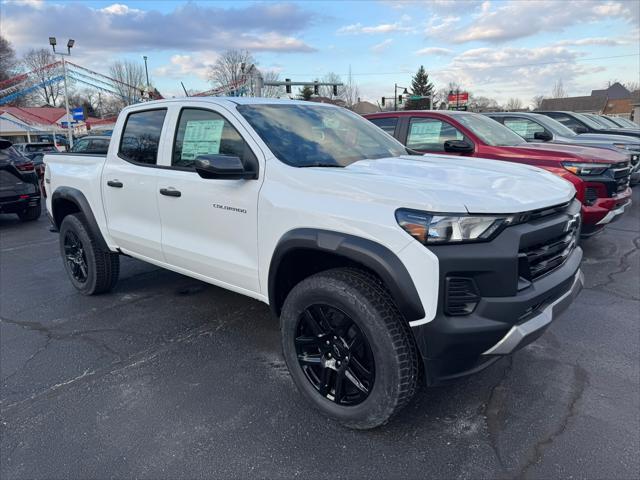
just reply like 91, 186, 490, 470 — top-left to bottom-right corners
581, 187, 632, 235
411, 200, 584, 385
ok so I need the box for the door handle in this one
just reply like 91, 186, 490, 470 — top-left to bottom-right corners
160, 187, 181, 197
107, 180, 123, 188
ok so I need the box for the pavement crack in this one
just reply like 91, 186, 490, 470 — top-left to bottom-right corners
482, 356, 514, 472
588, 235, 640, 292
513, 364, 589, 480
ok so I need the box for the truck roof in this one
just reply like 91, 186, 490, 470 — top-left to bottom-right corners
125, 96, 337, 109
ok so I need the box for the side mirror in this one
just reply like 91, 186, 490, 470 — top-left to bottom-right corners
194, 154, 257, 180
444, 139, 474, 154
533, 131, 553, 141
574, 126, 588, 134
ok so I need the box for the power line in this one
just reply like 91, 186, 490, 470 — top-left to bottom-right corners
284, 53, 639, 78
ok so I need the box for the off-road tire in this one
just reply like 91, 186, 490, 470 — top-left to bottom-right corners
280, 267, 419, 429
59, 213, 120, 295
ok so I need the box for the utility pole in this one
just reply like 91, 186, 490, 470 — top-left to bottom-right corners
49, 37, 75, 148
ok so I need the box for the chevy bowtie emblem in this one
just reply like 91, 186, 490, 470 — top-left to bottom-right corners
564, 213, 580, 232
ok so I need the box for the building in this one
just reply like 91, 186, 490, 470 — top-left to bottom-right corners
591, 82, 631, 100
538, 95, 607, 114
0, 106, 103, 143
351, 100, 379, 115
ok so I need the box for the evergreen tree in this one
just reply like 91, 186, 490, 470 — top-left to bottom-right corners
405, 65, 434, 110
298, 85, 314, 101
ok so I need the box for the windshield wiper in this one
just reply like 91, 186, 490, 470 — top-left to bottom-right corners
299, 162, 343, 168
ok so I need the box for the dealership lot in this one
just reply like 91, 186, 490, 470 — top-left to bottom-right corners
1, 191, 638, 479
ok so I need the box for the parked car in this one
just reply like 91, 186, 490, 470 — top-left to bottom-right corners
70, 135, 111, 154
484, 112, 640, 183
364, 110, 632, 236
0, 139, 41, 221
12, 142, 57, 184
605, 116, 639, 129
536, 111, 640, 139
45, 98, 584, 429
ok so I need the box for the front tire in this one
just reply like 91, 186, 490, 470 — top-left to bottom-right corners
59, 213, 120, 295
280, 268, 419, 429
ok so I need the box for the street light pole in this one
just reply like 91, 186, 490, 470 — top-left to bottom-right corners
49, 37, 74, 148
143, 55, 150, 87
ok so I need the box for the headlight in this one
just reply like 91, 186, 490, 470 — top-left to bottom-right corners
562, 162, 609, 176
613, 143, 640, 152
395, 209, 513, 244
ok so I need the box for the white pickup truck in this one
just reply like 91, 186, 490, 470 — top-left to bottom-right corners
44, 98, 583, 429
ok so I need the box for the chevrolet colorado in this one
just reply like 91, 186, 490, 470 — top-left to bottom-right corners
45, 98, 583, 429
365, 110, 632, 236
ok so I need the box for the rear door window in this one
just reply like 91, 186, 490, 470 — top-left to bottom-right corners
545, 113, 583, 131
118, 109, 167, 165
406, 118, 464, 152
503, 117, 546, 141
368, 117, 399, 137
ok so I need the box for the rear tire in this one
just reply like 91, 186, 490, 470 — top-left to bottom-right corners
59, 213, 120, 295
18, 204, 41, 222
280, 268, 419, 429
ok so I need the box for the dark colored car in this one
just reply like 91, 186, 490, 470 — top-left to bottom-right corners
364, 111, 632, 236
0, 139, 41, 221
70, 135, 111, 154
12, 142, 57, 186
536, 111, 640, 139
485, 112, 640, 183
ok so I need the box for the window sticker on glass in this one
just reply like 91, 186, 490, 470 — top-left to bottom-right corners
181, 119, 225, 160
409, 121, 442, 144
504, 120, 529, 137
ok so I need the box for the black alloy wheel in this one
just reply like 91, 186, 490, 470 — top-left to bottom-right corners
295, 304, 375, 406
63, 230, 88, 283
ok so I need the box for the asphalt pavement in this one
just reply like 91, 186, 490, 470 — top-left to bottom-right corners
1, 190, 638, 479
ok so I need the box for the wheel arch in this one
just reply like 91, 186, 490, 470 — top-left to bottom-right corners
51, 187, 109, 251
268, 228, 425, 321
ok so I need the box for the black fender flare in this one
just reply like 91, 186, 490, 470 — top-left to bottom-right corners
268, 228, 425, 321
51, 187, 109, 251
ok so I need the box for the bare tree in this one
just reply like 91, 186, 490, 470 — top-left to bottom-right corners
0, 35, 18, 82
22, 48, 63, 106
469, 95, 500, 112
208, 49, 256, 95
260, 70, 283, 98
319, 72, 342, 99
341, 66, 360, 108
532, 95, 545, 109
109, 60, 146, 107
551, 79, 567, 98
623, 81, 639, 93
505, 97, 523, 111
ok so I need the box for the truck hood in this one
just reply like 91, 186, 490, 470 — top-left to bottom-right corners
309, 155, 575, 214
569, 133, 640, 149
499, 143, 628, 163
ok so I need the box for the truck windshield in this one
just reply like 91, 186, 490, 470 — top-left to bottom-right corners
572, 112, 604, 130
237, 104, 408, 167
455, 114, 527, 146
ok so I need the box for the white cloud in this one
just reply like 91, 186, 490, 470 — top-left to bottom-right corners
338, 22, 414, 35
553, 37, 629, 47
415, 47, 452, 56
1, 1, 316, 54
425, 0, 639, 44
100, 4, 143, 15
371, 39, 393, 54
153, 52, 219, 81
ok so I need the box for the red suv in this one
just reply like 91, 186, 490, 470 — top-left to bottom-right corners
364, 111, 632, 236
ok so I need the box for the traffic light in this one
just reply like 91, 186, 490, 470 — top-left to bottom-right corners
285, 79, 291, 94
333, 84, 338, 96
381, 97, 385, 106
398, 95, 403, 104
314, 81, 319, 95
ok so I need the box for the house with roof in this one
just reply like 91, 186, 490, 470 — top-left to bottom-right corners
591, 82, 631, 100
0, 106, 104, 143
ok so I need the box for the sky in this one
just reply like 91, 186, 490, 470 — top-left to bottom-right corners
2, 0, 639, 106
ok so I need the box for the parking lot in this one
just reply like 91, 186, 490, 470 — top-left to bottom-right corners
0, 190, 638, 479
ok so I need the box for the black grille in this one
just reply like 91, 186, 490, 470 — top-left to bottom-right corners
519, 214, 580, 281
445, 277, 480, 316
611, 163, 630, 194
